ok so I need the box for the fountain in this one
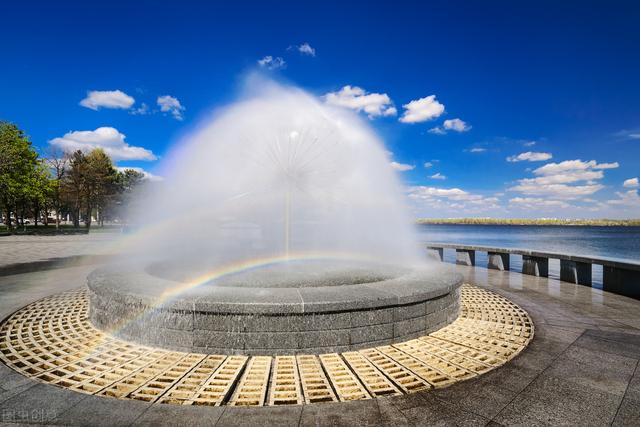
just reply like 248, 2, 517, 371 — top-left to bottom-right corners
88, 78, 462, 354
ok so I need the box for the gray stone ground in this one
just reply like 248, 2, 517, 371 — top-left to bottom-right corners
0, 232, 118, 268
0, 237, 639, 426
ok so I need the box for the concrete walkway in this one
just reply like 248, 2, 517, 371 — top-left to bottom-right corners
0, 261, 639, 426
0, 232, 119, 272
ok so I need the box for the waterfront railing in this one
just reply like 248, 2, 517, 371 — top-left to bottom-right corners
426, 243, 640, 300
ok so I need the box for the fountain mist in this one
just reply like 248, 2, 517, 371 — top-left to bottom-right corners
122, 79, 425, 273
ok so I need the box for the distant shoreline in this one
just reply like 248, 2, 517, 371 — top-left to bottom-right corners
416, 218, 640, 226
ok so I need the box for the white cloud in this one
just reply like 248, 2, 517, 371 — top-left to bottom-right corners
423, 162, 433, 169
324, 85, 396, 119
49, 127, 157, 161
508, 158, 620, 200
297, 42, 316, 56
429, 173, 446, 180
409, 186, 479, 201
469, 148, 486, 153
407, 186, 500, 214
614, 129, 640, 140
257, 55, 286, 70
79, 90, 135, 110
390, 161, 415, 172
443, 118, 471, 132
399, 95, 444, 123
130, 103, 149, 116
116, 166, 163, 182
534, 159, 618, 175
608, 190, 640, 206
523, 141, 537, 147
623, 177, 639, 188
428, 126, 446, 135
157, 95, 185, 121
509, 183, 603, 198
517, 170, 604, 186
593, 162, 619, 170
509, 197, 570, 209
507, 152, 553, 162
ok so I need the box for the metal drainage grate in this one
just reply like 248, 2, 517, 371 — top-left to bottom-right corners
0, 285, 533, 407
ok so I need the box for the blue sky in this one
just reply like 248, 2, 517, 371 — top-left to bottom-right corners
2, 1, 639, 218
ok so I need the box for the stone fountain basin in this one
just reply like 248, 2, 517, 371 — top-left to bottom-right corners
87, 261, 462, 355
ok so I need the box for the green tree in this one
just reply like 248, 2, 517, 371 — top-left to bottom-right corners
0, 122, 39, 231
84, 148, 117, 227
46, 148, 69, 230
62, 150, 88, 228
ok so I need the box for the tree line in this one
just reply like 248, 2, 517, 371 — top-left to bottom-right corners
0, 121, 148, 231
416, 218, 640, 226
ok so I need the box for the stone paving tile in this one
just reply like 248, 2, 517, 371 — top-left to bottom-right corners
472, 361, 539, 394
52, 395, 150, 427
399, 393, 490, 427
376, 398, 410, 426
493, 373, 623, 426
0, 383, 86, 425
543, 345, 637, 396
385, 392, 429, 411
0, 366, 34, 394
299, 400, 382, 427
0, 233, 118, 268
132, 404, 225, 427
612, 395, 640, 426
520, 325, 584, 349
574, 333, 640, 360
216, 406, 302, 427
625, 368, 640, 402
585, 328, 640, 346
429, 378, 517, 420
508, 347, 558, 373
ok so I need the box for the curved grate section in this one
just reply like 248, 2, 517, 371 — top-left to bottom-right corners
0, 285, 533, 407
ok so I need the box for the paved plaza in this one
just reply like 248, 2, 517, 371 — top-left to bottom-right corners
0, 236, 639, 426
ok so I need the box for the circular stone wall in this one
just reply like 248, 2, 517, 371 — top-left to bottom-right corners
87, 261, 462, 355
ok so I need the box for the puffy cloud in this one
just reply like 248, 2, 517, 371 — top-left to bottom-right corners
517, 170, 604, 185
509, 183, 604, 198
534, 159, 618, 175
257, 55, 286, 70
116, 166, 163, 182
429, 173, 446, 180
49, 127, 157, 161
624, 177, 639, 188
407, 186, 500, 214
157, 95, 185, 121
507, 151, 553, 162
423, 162, 433, 169
390, 161, 415, 172
324, 85, 396, 119
408, 186, 479, 201
608, 190, 640, 206
594, 162, 620, 170
443, 118, 471, 132
508, 158, 618, 200
297, 42, 316, 56
79, 90, 135, 110
509, 197, 570, 209
399, 95, 444, 123
429, 118, 471, 134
